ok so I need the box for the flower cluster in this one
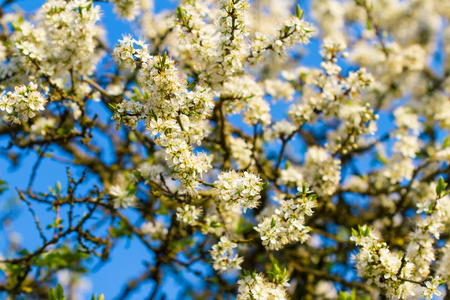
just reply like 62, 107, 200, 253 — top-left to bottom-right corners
400, 181, 450, 282
303, 147, 341, 197
351, 225, 417, 298
436, 243, 450, 285
277, 163, 304, 187
386, 44, 426, 75
214, 0, 250, 81
247, 0, 293, 35
237, 271, 289, 300
112, 0, 141, 20
30, 117, 56, 137
210, 236, 243, 273
213, 171, 263, 212
381, 107, 421, 184
174, 0, 251, 86
113, 36, 214, 194
229, 136, 253, 169
7, 0, 102, 86
287, 40, 377, 156
264, 120, 297, 141
422, 277, 443, 299
176, 204, 202, 226
109, 185, 137, 209
222, 75, 271, 126
351, 225, 444, 299
136, 162, 166, 185
255, 184, 317, 251
0, 82, 46, 124
141, 220, 168, 240
173, 1, 220, 84
249, 9, 313, 62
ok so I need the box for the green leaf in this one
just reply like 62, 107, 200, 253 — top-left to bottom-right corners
376, 152, 389, 164
132, 87, 143, 99
260, 182, 269, 190
150, 109, 158, 121
176, 6, 184, 21
308, 194, 317, 201
55, 284, 65, 300
210, 221, 223, 228
272, 259, 280, 273
187, 80, 197, 90
161, 52, 167, 68
91, 294, 105, 300
436, 176, 447, 198
0, 179, 8, 195
56, 181, 61, 195
126, 183, 137, 195
56, 128, 66, 136
235, 217, 253, 234
156, 204, 169, 215
111, 220, 132, 238
443, 137, 450, 149
48, 288, 56, 300
295, 4, 304, 19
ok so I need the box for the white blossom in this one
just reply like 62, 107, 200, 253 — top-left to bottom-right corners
303, 147, 341, 197
214, 171, 263, 212
210, 236, 243, 273
237, 272, 289, 300
255, 185, 316, 251
176, 204, 202, 226
110, 185, 137, 209
141, 220, 168, 240
112, 0, 141, 20
0, 82, 46, 124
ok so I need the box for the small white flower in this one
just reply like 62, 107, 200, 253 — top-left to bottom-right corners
110, 185, 136, 209
176, 204, 202, 226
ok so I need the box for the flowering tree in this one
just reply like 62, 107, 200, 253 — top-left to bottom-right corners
0, 0, 450, 299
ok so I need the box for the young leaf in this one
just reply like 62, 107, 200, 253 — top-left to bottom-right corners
436, 176, 447, 198
55, 284, 65, 300
156, 204, 169, 215
48, 288, 56, 300
296, 4, 304, 19
443, 137, 450, 149
176, 6, 184, 21
161, 52, 167, 68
